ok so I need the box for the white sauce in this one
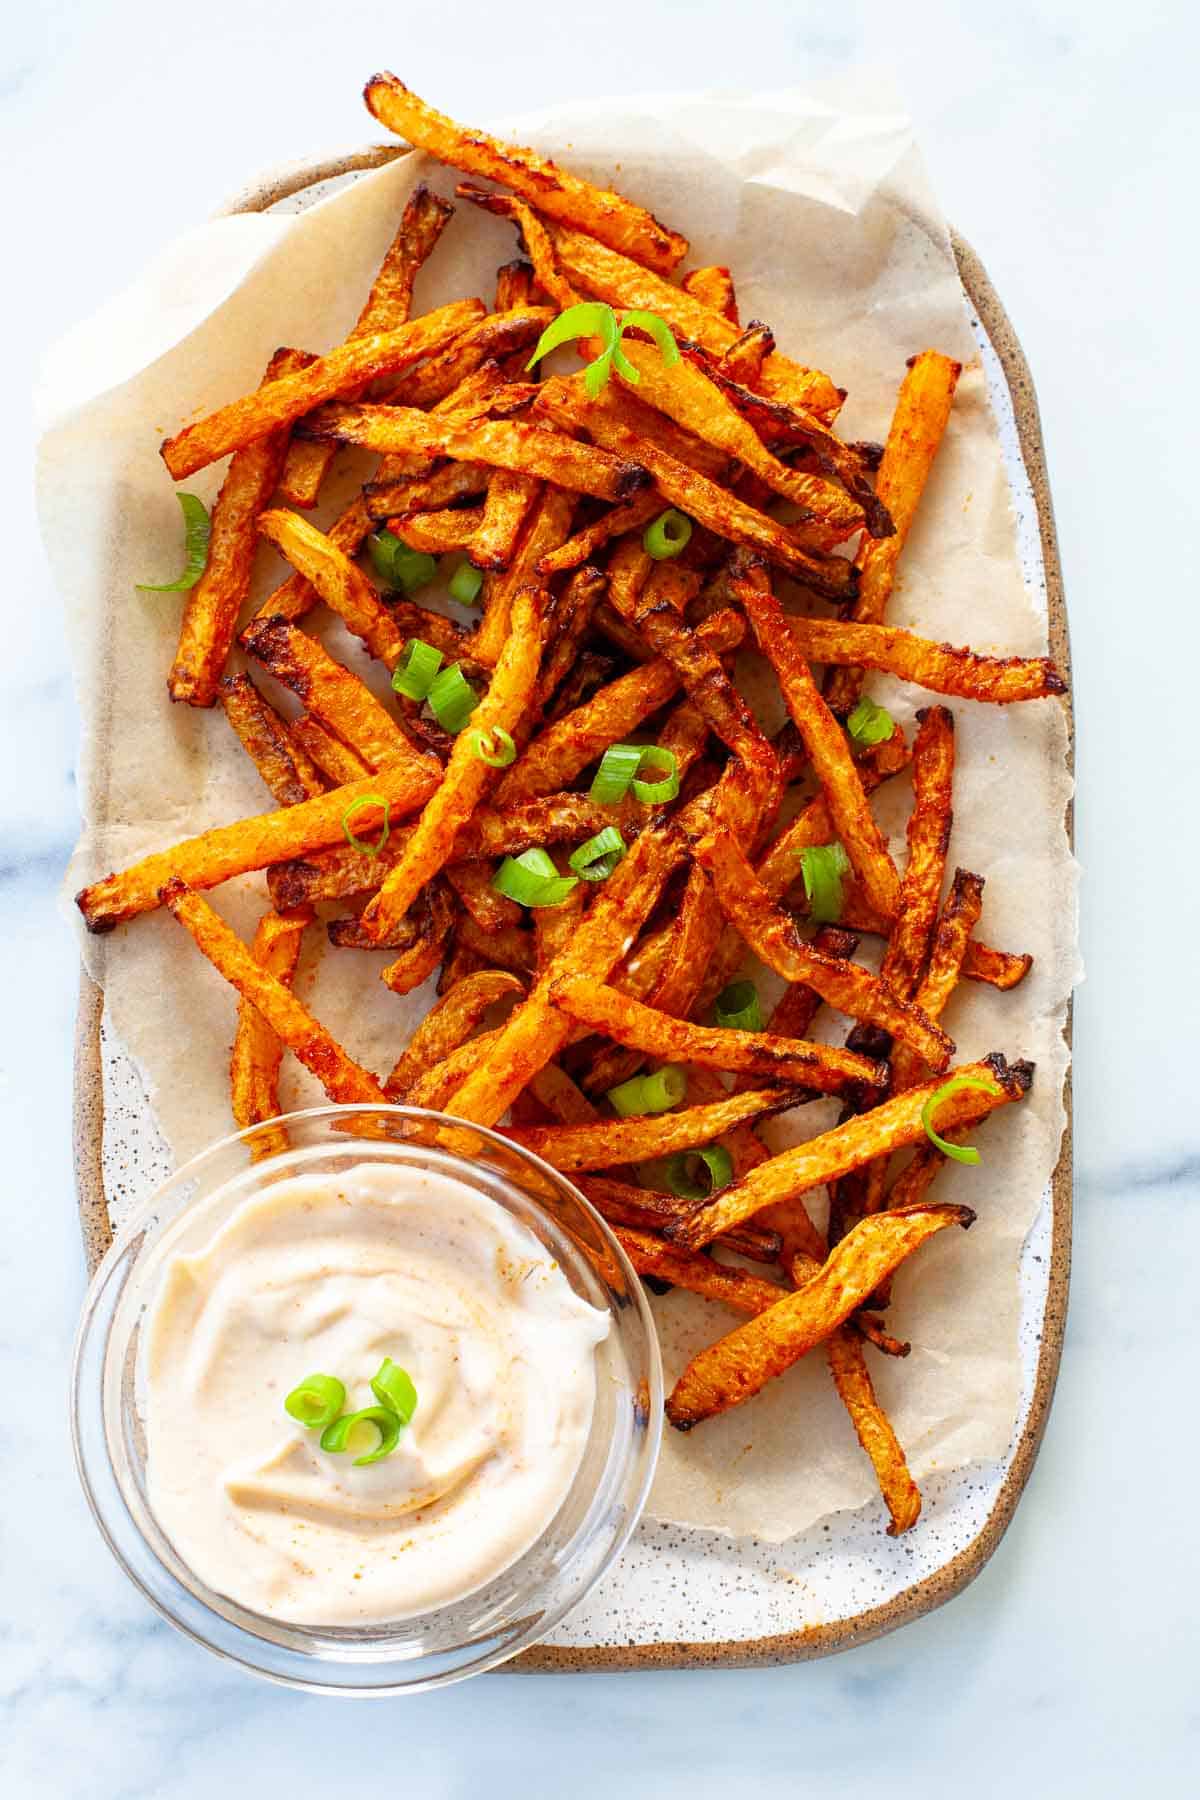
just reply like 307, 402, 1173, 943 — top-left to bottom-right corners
142, 1163, 609, 1626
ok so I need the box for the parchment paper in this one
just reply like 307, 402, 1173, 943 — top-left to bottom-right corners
38, 79, 1077, 1543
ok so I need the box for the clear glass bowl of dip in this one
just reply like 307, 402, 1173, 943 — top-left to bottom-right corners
72, 1104, 662, 1694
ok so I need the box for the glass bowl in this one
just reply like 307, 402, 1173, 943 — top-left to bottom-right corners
72, 1104, 662, 1694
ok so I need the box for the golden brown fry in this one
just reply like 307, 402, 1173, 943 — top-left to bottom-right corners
826, 1327, 922, 1534
242, 616, 422, 772
529, 1061, 600, 1125
470, 485, 575, 667
364, 73, 688, 275
470, 470, 541, 571
385, 462, 490, 515
385, 309, 552, 411
405, 1026, 506, 1110
535, 378, 858, 597
962, 940, 1034, 990
694, 832, 951, 1067
826, 350, 963, 715
386, 600, 474, 662
456, 915, 536, 976
682, 265, 738, 323
380, 886, 456, 995
387, 507, 485, 553
161, 879, 387, 1103
279, 184, 455, 507
882, 706, 955, 999
443, 858, 522, 934
360, 585, 552, 952
733, 557, 901, 918
503, 1084, 806, 1173
534, 491, 662, 576
495, 259, 537, 310
719, 322, 772, 384
586, 381, 733, 481
385, 969, 524, 1099
550, 977, 886, 1094
282, 716, 370, 786
496, 606, 743, 803
218, 673, 325, 806
580, 1178, 780, 1264
668, 1052, 1030, 1251
161, 301, 484, 480
230, 904, 313, 1155
890, 869, 986, 1094
167, 346, 311, 706
785, 616, 1067, 703
542, 220, 842, 421
249, 494, 374, 631
535, 565, 607, 709
455, 185, 579, 310
666, 1202, 976, 1428
257, 509, 406, 667
615, 1228, 786, 1314
76, 764, 437, 933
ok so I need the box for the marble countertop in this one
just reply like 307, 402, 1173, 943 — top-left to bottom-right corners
7, 2, 1197, 1794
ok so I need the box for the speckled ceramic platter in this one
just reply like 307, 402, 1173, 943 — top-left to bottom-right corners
73, 144, 1073, 1670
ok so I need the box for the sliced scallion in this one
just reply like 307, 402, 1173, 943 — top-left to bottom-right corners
284, 1374, 346, 1431
920, 1075, 1002, 1165
319, 1405, 402, 1467
663, 1145, 733, 1200
492, 848, 580, 908
368, 529, 437, 595
606, 1065, 686, 1118
428, 663, 480, 734
342, 794, 391, 859
568, 826, 627, 882
643, 508, 692, 560
799, 841, 851, 923
467, 724, 517, 767
714, 981, 763, 1033
370, 1358, 418, 1425
448, 560, 484, 606
846, 697, 894, 750
136, 492, 211, 592
391, 637, 444, 701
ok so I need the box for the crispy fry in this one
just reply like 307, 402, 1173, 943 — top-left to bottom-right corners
694, 832, 952, 1066
218, 673, 325, 806
579, 1178, 780, 1264
456, 915, 536, 976
364, 73, 688, 275
826, 350, 963, 715
542, 220, 842, 421
386, 600, 474, 662
405, 1026, 506, 1110
890, 869, 986, 1092
882, 706, 955, 998
279, 184, 455, 507
385, 969, 524, 1099
385, 309, 552, 411
586, 381, 733, 482
550, 977, 885, 1094
161, 880, 386, 1102
535, 378, 859, 597
387, 507, 485, 553
456, 185, 579, 311
826, 1327, 922, 1534
76, 764, 438, 932
666, 1202, 976, 1428
230, 904, 313, 1155
682, 266, 738, 323
495, 259, 537, 310
280, 716, 370, 786
667, 1053, 1031, 1250
242, 616, 422, 772
249, 494, 374, 630
615, 1228, 786, 1314
962, 940, 1033, 990
386, 462, 490, 514
360, 585, 552, 949
167, 346, 311, 705
161, 300, 484, 480
380, 886, 456, 994
733, 557, 901, 918
470, 487, 575, 666
257, 509, 406, 667
534, 491, 662, 576
785, 616, 1068, 704
732, 926, 857, 1095
470, 469, 541, 571
719, 321, 772, 384
535, 565, 607, 709
503, 1084, 806, 1173
444, 858, 522, 934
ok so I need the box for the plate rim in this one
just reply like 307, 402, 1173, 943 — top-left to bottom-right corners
71, 140, 1074, 1671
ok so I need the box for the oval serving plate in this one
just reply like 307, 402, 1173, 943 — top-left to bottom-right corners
73, 141, 1072, 1670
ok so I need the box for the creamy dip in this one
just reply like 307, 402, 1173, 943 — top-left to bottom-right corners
142, 1162, 609, 1626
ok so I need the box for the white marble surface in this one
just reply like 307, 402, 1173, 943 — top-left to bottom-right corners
6, 1, 1198, 1793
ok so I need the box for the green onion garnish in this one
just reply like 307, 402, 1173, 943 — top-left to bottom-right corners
799, 841, 851, 923
448, 560, 485, 606
368, 529, 437, 595
568, 826, 627, 882
342, 794, 391, 859
526, 300, 679, 398
370, 1358, 418, 1424
643, 509, 693, 560
920, 1075, 1002, 1165
714, 980, 763, 1033
663, 1145, 734, 1200
136, 492, 211, 591
319, 1405, 402, 1466
428, 663, 481, 734
468, 725, 517, 767
630, 747, 680, 804
589, 743, 644, 805
492, 848, 580, 909
284, 1374, 346, 1431
846, 697, 895, 750
606, 1065, 686, 1118
391, 637, 445, 700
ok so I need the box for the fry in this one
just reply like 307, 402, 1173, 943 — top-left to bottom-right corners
279, 184, 455, 507
470, 486, 575, 666
826, 350, 963, 715
160, 300, 484, 479
733, 557, 901, 918
444, 858, 521, 934
785, 616, 1068, 704
495, 259, 537, 310
405, 1026, 506, 1110
249, 494, 374, 630
456, 916, 536, 976
387, 507, 484, 553
161, 880, 387, 1103
694, 832, 952, 1066
550, 977, 886, 1095
579, 1178, 780, 1264
825, 1326, 922, 1534
535, 565, 607, 709
242, 616, 423, 772
384, 969, 524, 1099
455, 185, 579, 311
257, 509, 406, 667
615, 1229, 785, 1315
719, 322, 772, 384
218, 673, 325, 806
385, 462, 490, 515
384, 309, 552, 411
168, 346, 311, 705
891, 869, 986, 1091
682, 266, 738, 322
529, 1060, 601, 1126
470, 470, 541, 571
535, 378, 859, 598
230, 904, 313, 1156
359, 585, 553, 950
882, 706, 955, 998
76, 764, 437, 932
962, 940, 1033, 990
534, 491, 661, 576
666, 1202, 976, 1428
666, 1053, 1031, 1251
542, 220, 842, 421
502, 1084, 807, 1173
364, 73, 688, 275
380, 887, 456, 995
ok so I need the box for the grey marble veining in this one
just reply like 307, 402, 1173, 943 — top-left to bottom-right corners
7, 1, 1199, 1795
